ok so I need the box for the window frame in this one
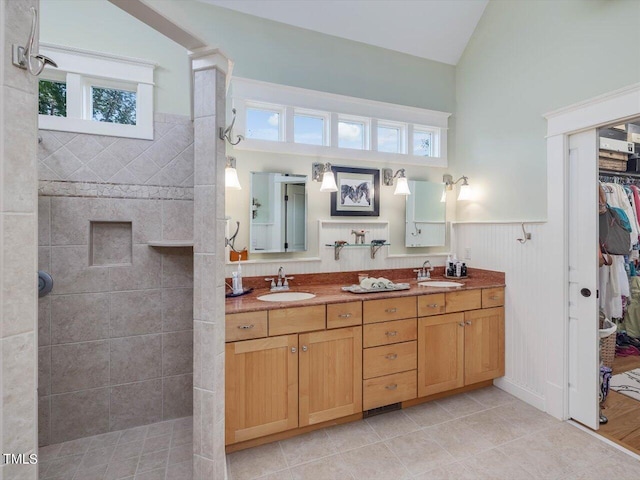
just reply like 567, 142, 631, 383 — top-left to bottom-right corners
376, 120, 407, 154
243, 102, 285, 142
293, 108, 330, 147
38, 43, 155, 140
412, 125, 441, 158
336, 114, 370, 151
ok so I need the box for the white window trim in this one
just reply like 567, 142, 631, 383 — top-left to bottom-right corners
231, 77, 451, 167
242, 101, 285, 142
293, 108, 330, 146
38, 43, 156, 140
377, 119, 407, 154
412, 124, 441, 157
337, 114, 370, 151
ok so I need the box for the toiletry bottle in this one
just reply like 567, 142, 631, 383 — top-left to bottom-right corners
461, 263, 467, 277
236, 260, 243, 294
455, 261, 462, 277
231, 272, 240, 294
446, 255, 452, 276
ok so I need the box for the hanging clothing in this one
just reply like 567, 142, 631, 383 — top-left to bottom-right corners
599, 255, 629, 320
624, 276, 640, 338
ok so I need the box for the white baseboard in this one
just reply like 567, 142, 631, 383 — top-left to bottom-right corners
494, 378, 546, 411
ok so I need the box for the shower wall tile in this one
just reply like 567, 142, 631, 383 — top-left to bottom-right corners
162, 200, 194, 240
163, 374, 193, 420
110, 290, 162, 338
39, 396, 51, 448
110, 334, 162, 384
50, 245, 110, 294
38, 346, 51, 396
110, 379, 163, 431
161, 248, 194, 288
38, 297, 51, 347
112, 199, 162, 244
162, 288, 193, 332
109, 245, 162, 291
162, 331, 193, 376
39, 197, 51, 246
51, 341, 110, 394
51, 197, 112, 246
38, 246, 51, 272
90, 221, 133, 266
50, 293, 110, 344
50, 388, 110, 443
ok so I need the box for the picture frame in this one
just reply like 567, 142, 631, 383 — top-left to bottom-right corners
330, 166, 380, 217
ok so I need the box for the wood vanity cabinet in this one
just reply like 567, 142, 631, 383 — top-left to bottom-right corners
225, 302, 363, 445
417, 290, 505, 397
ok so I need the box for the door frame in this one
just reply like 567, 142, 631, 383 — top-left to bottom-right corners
544, 82, 640, 421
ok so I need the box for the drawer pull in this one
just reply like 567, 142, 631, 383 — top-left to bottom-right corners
385, 353, 398, 360
338, 313, 353, 318
237, 324, 254, 330
291, 347, 297, 353
459, 322, 465, 327
385, 384, 398, 390
427, 303, 439, 308
302, 345, 308, 352
489, 296, 499, 300
385, 308, 398, 313
385, 331, 398, 337
466, 321, 472, 325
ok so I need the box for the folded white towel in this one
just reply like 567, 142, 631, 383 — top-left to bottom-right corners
377, 277, 393, 288
360, 278, 376, 289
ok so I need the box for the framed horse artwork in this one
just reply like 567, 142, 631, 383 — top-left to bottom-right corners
330, 166, 380, 217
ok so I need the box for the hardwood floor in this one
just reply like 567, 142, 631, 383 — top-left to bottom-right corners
598, 354, 640, 455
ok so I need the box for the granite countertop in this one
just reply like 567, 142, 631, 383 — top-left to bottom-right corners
225, 267, 505, 314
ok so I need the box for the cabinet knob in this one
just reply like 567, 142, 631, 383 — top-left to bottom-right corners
385, 331, 398, 337
466, 321, 472, 325
238, 324, 254, 330
291, 347, 297, 353
459, 322, 465, 327
302, 345, 308, 352
385, 353, 398, 360
385, 384, 398, 390
385, 308, 398, 313
338, 313, 353, 318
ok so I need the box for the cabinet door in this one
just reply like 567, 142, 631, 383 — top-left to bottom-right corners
417, 313, 464, 397
464, 307, 505, 385
299, 327, 362, 426
225, 335, 298, 444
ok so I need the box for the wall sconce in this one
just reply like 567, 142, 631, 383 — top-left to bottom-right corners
443, 174, 472, 201
382, 168, 411, 195
225, 156, 241, 190
312, 162, 338, 192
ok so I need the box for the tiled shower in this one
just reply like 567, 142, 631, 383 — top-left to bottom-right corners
37, 114, 195, 446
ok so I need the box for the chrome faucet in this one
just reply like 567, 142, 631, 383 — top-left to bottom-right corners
413, 260, 433, 281
265, 266, 294, 291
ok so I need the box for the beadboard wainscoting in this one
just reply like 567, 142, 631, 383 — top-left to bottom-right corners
452, 222, 549, 411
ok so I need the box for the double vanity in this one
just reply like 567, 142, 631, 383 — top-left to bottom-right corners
224, 268, 505, 452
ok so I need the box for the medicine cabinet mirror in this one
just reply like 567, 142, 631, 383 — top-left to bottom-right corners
405, 180, 446, 247
249, 172, 308, 253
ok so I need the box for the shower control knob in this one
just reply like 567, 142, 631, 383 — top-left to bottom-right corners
580, 288, 591, 298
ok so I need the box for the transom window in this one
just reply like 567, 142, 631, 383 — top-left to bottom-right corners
246, 106, 281, 141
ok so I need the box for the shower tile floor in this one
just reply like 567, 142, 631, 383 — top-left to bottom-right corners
37, 416, 193, 480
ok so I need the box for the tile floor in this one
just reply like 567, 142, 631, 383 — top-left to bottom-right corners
37, 416, 193, 480
226, 387, 640, 480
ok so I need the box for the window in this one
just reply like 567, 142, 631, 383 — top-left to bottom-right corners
338, 118, 367, 150
92, 86, 136, 125
377, 122, 406, 154
294, 113, 325, 146
246, 107, 281, 141
39, 79, 67, 117
413, 128, 435, 157
37, 43, 155, 139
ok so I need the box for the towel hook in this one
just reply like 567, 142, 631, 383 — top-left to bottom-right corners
516, 223, 532, 244
225, 220, 240, 252
12, 7, 58, 76
219, 108, 244, 146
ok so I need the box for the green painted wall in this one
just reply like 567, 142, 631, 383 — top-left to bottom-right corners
40, 0, 191, 116
455, 0, 640, 221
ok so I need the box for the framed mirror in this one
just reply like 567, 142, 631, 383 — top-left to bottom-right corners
405, 180, 446, 247
249, 172, 308, 253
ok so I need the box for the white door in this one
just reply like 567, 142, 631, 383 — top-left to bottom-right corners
568, 129, 600, 429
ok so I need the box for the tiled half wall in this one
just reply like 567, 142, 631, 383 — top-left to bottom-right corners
37, 116, 195, 447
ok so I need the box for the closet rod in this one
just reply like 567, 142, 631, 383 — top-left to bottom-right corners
599, 169, 640, 179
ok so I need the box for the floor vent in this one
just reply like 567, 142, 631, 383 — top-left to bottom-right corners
363, 403, 401, 418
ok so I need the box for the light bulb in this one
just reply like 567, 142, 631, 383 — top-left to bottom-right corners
393, 176, 411, 195
225, 166, 241, 190
320, 171, 338, 192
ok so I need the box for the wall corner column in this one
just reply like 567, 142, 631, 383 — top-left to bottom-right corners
190, 48, 230, 480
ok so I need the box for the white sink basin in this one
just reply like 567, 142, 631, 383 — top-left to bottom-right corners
257, 292, 316, 302
418, 281, 464, 288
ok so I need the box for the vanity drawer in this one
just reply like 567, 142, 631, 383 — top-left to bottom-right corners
269, 305, 326, 336
226, 311, 268, 342
327, 301, 362, 329
482, 287, 504, 308
363, 319, 417, 348
445, 290, 481, 313
363, 341, 417, 379
417, 294, 446, 317
363, 297, 417, 324
363, 370, 417, 410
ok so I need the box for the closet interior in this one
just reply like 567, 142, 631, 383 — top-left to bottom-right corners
597, 117, 640, 454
